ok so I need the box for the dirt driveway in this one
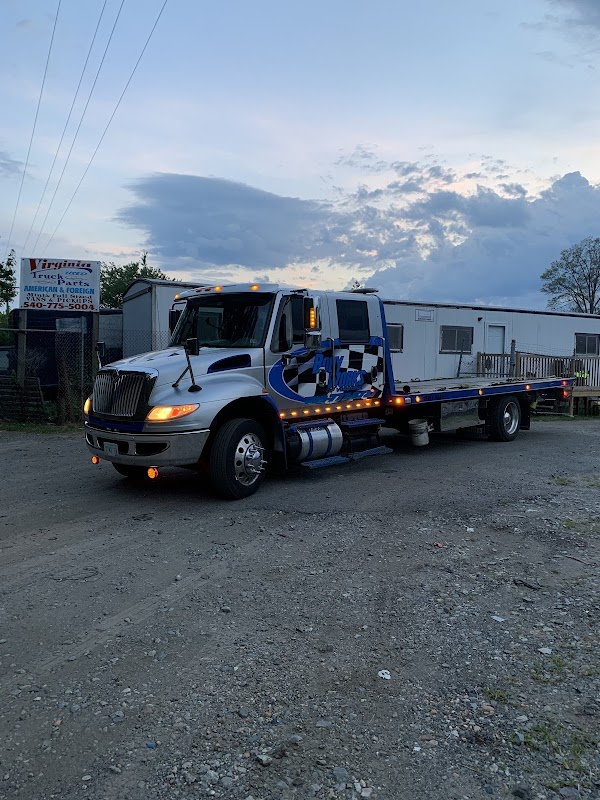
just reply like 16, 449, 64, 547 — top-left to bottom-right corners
0, 420, 598, 800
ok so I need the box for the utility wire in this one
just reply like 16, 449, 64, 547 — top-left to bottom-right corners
20, 0, 110, 258
31, 0, 126, 256
3, 0, 62, 260
41, 0, 169, 257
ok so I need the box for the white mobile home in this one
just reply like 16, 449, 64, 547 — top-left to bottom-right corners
122, 279, 205, 357
382, 300, 600, 382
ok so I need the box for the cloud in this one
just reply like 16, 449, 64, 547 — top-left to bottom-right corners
550, 0, 600, 29
117, 174, 344, 269
117, 167, 600, 309
0, 150, 22, 177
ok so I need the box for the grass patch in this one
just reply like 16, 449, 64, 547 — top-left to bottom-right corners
554, 476, 574, 486
530, 656, 568, 685
484, 687, 509, 703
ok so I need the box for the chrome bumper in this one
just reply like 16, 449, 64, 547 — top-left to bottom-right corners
85, 424, 210, 467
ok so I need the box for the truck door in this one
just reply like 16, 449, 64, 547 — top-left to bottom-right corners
326, 295, 386, 400
266, 293, 335, 408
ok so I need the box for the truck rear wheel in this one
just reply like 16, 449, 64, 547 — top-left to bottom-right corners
112, 463, 150, 479
488, 395, 521, 442
210, 418, 267, 499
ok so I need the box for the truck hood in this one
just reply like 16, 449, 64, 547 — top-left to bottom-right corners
105, 346, 260, 387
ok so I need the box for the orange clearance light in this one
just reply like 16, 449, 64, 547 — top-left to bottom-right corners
356, 403, 362, 408
526, 384, 531, 390
315, 408, 321, 413
147, 467, 159, 479
365, 401, 371, 406
309, 307, 317, 329
214, 285, 223, 292
303, 409, 310, 414
415, 396, 421, 403
279, 412, 285, 418
479, 389, 483, 396
374, 400, 380, 406
91, 455, 100, 465
250, 284, 260, 290
325, 406, 331, 411
346, 404, 352, 409
174, 293, 180, 300
336, 405, 342, 410
395, 397, 403, 405
291, 411, 298, 416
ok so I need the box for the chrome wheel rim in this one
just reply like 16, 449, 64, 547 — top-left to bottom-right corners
234, 433, 265, 485
503, 402, 519, 435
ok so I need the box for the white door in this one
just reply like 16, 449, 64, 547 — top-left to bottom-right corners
487, 324, 506, 354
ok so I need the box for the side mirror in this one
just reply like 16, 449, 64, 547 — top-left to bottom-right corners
169, 308, 181, 333
186, 337, 199, 356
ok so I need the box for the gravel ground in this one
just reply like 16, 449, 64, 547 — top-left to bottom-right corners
0, 419, 598, 800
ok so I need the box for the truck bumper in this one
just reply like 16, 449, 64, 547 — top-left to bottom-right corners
85, 424, 210, 467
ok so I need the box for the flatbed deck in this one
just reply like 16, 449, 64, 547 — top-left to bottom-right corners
389, 375, 571, 406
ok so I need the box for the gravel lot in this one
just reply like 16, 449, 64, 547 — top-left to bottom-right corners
0, 420, 598, 800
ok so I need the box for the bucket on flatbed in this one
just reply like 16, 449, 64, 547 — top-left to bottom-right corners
409, 418, 429, 446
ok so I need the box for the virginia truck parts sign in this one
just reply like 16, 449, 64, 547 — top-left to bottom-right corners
19, 258, 100, 311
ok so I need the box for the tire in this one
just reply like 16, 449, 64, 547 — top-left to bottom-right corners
488, 395, 521, 442
209, 418, 268, 500
112, 463, 150, 479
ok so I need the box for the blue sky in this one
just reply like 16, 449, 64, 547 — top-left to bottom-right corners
1, 0, 600, 307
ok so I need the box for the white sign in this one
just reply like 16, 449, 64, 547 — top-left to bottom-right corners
19, 258, 100, 311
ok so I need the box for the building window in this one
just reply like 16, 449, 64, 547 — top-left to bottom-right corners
575, 333, 600, 356
336, 299, 370, 343
440, 325, 473, 354
386, 323, 404, 352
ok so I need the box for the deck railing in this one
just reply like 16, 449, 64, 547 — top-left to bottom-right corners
477, 351, 600, 393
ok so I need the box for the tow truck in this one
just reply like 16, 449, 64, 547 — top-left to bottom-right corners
84, 284, 573, 499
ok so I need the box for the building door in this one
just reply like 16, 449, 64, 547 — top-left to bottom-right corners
487, 324, 506, 354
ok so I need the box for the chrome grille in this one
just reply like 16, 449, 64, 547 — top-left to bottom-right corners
92, 370, 148, 417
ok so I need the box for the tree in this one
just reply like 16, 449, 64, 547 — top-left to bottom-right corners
0, 249, 17, 316
100, 253, 173, 308
541, 237, 600, 314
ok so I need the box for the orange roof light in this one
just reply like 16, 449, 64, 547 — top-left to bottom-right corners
250, 284, 260, 290
214, 285, 223, 292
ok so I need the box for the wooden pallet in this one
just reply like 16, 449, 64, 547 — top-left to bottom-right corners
0, 377, 46, 422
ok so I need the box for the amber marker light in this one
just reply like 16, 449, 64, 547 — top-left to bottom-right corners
279, 412, 285, 418
214, 285, 223, 292
250, 284, 260, 290
325, 406, 331, 411
525, 384, 531, 390
147, 467, 159, 479
291, 411, 298, 416
303, 409, 310, 414
146, 404, 199, 422
315, 408, 321, 413
395, 397, 403, 405
309, 307, 317, 328
374, 400, 380, 406
83, 395, 92, 415
479, 389, 484, 395
91, 455, 100, 465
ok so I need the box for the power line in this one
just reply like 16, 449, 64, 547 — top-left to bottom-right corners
20, 0, 110, 258
3, 0, 62, 260
30, 0, 126, 256
41, 0, 169, 257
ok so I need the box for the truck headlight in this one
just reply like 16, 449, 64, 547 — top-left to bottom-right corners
84, 396, 92, 416
146, 404, 199, 422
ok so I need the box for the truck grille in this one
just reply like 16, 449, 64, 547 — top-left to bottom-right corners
92, 370, 151, 417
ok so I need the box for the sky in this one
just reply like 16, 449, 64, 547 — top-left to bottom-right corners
1, 0, 600, 308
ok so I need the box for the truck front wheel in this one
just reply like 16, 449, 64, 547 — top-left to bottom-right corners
210, 418, 268, 500
488, 395, 521, 442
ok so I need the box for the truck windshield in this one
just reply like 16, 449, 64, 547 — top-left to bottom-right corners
171, 293, 275, 348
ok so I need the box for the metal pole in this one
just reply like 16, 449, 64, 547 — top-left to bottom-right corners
509, 339, 516, 378
80, 317, 85, 420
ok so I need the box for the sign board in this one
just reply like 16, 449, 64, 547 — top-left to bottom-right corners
19, 258, 100, 311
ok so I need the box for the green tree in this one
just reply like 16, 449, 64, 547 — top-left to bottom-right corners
0, 248, 17, 316
541, 237, 600, 314
100, 253, 173, 308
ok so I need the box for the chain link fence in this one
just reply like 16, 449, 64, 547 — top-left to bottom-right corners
0, 327, 95, 423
